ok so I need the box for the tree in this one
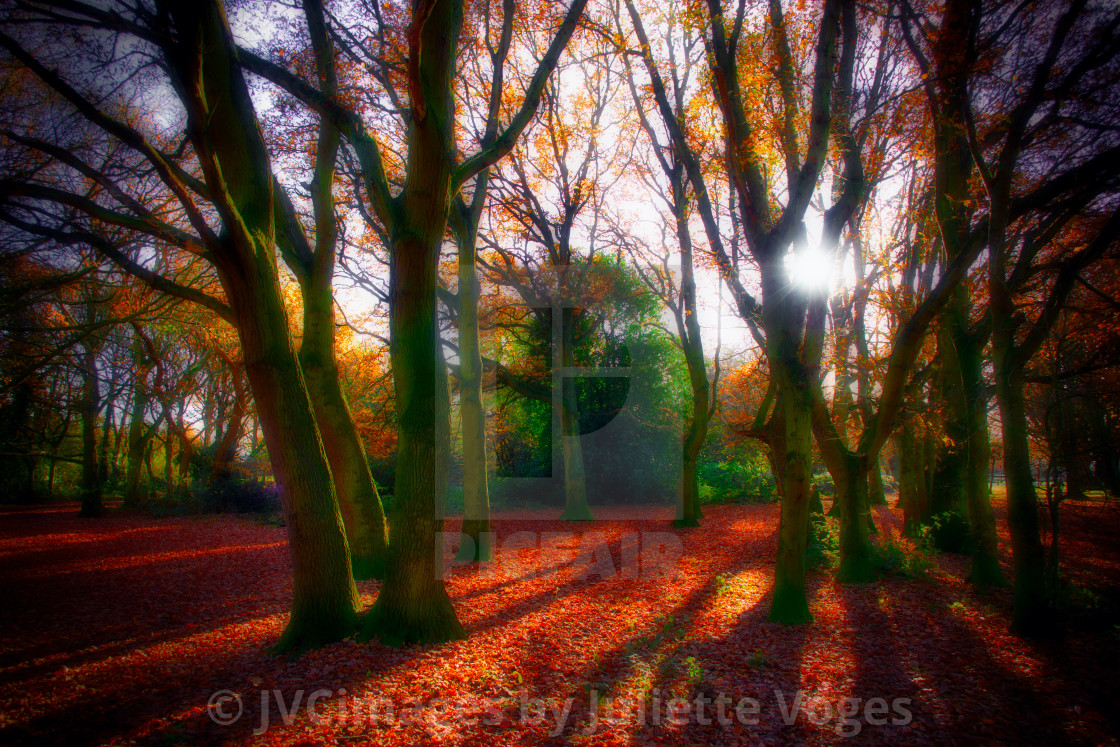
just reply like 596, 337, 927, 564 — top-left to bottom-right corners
901, 0, 1120, 633
0, 0, 359, 652
612, 0, 726, 527
241, 0, 589, 643
476, 25, 628, 522
621, 0, 859, 622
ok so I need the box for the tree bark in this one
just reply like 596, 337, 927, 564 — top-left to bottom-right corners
455, 225, 493, 561
770, 382, 814, 623
897, 431, 921, 536
123, 367, 152, 507
992, 357, 1051, 634
673, 176, 710, 528
361, 0, 468, 644
299, 301, 390, 579
78, 302, 102, 518
166, 0, 360, 651
557, 307, 593, 521
209, 359, 246, 484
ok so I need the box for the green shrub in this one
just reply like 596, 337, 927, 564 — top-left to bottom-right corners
806, 514, 839, 570
201, 476, 281, 514
812, 472, 835, 496
146, 487, 203, 517
929, 510, 973, 554
697, 459, 776, 504
874, 526, 935, 579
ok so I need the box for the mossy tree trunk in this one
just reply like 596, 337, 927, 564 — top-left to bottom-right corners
868, 456, 887, 506
947, 297, 1004, 586
770, 380, 814, 623
360, 0, 468, 644
930, 319, 969, 519
229, 0, 590, 639
166, 0, 360, 652
274, 37, 390, 578
896, 431, 921, 536
836, 456, 875, 583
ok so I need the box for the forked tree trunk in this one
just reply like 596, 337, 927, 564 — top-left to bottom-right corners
279, 37, 390, 579
236, 307, 360, 651
167, 0, 360, 651
361, 0, 466, 644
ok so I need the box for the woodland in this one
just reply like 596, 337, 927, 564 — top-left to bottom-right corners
1, 0, 1120, 744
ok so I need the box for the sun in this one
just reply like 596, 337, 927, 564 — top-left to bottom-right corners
784, 247, 833, 292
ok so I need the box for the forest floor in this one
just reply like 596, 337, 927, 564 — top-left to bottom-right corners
1, 494, 1119, 746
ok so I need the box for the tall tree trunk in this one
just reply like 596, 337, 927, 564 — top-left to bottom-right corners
167, 0, 360, 651
123, 378, 152, 507
362, 223, 465, 642
78, 304, 102, 518
770, 382, 814, 623
678, 400, 706, 528
268, 20, 393, 580
953, 314, 1004, 586
930, 321, 969, 519
992, 359, 1050, 634
361, 0, 467, 645
836, 455, 875, 582
557, 306, 593, 521
455, 226, 493, 561
299, 296, 390, 580
897, 431, 921, 536
236, 310, 360, 651
673, 180, 710, 528
208, 364, 245, 484
868, 455, 887, 506
813, 391, 876, 583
